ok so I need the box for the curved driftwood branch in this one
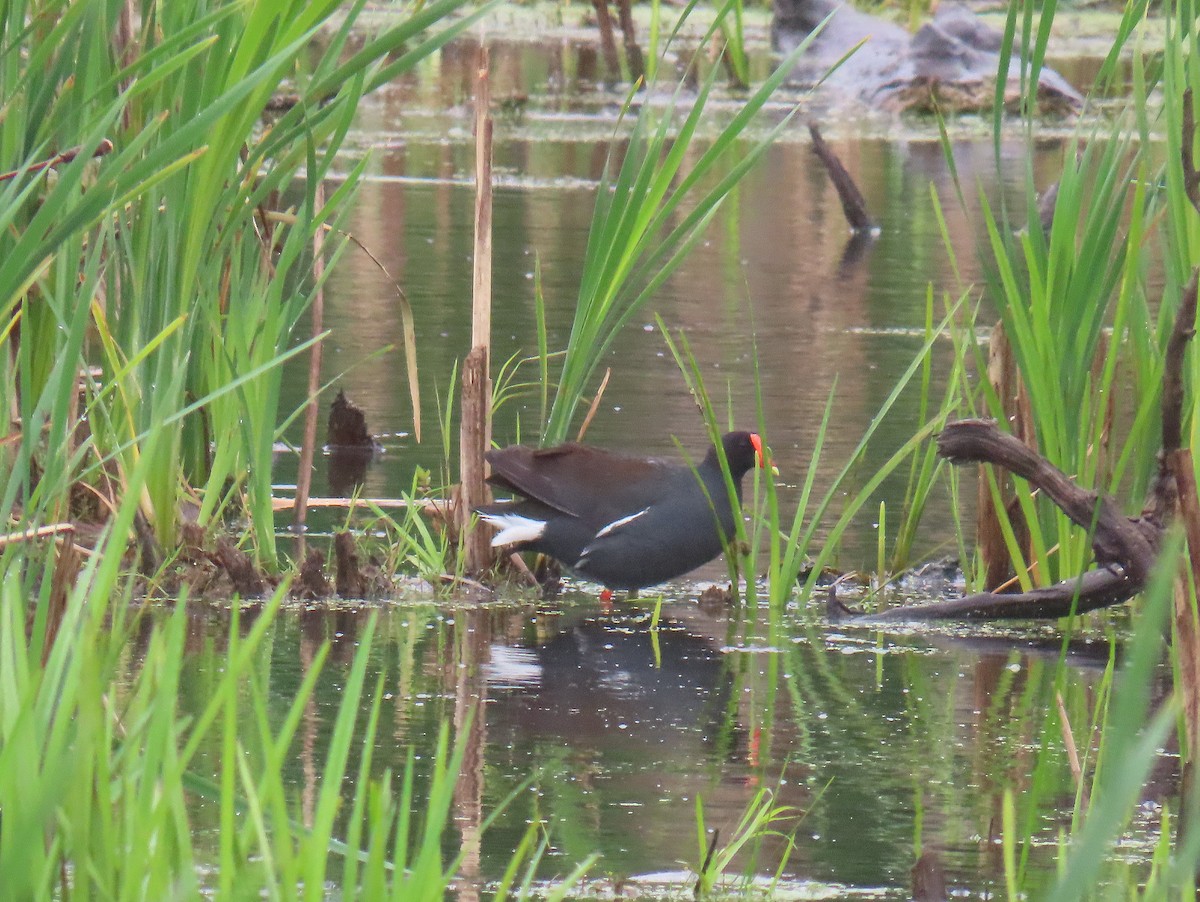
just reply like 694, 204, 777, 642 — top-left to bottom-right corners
937, 421, 1159, 586
832, 267, 1199, 623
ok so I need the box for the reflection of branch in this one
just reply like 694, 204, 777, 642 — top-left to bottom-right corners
453, 616, 489, 901
614, 0, 644, 83
836, 230, 874, 274
591, 0, 622, 77
832, 268, 1200, 624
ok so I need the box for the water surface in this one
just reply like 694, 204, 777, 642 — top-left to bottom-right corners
173, 595, 1148, 898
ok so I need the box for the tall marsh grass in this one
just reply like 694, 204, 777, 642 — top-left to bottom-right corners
542, 0, 828, 444
660, 287, 964, 613
923, 0, 1200, 893
0, 5, 579, 893
0, 0, 488, 572
0, 515, 584, 898
941, 0, 1197, 593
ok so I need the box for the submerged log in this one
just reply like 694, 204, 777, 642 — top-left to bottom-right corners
334, 531, 369, 599
295, 548, 333, 600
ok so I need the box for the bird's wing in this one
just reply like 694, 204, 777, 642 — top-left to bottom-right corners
485, 443, 678, 524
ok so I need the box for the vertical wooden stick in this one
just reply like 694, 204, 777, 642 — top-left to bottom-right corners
977, 324, 1034, 590
471, 51, 493, 363
1167, 277, 1200, 854
294, 182, 326, 560
458, 47, 494, 576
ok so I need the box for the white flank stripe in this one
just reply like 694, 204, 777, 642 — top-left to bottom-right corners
594, 507, 650, 539
478, 512, 547, 547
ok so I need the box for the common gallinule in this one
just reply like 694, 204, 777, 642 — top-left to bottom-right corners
478, 431, 768, 590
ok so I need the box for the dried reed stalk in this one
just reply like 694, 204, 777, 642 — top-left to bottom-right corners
458, 47, 495, 576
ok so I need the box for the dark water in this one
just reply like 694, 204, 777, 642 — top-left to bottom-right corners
172, 596, 1151, 898
246, 31, 1168, 898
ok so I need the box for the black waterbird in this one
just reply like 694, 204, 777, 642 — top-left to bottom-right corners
478, 431, 769, 591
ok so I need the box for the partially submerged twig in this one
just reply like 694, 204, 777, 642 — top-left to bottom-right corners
437, 572, 495, 597
506, 551, 541, 589
828, 566, 1136, 622
807, 123, 875, 233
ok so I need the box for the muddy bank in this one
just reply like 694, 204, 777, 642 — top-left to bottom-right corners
773, 0, 1083, 114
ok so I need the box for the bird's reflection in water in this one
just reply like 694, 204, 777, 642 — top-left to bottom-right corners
484, 610, 749, 762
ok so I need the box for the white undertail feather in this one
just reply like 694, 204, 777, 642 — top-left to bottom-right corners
478, 512, 547, 547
